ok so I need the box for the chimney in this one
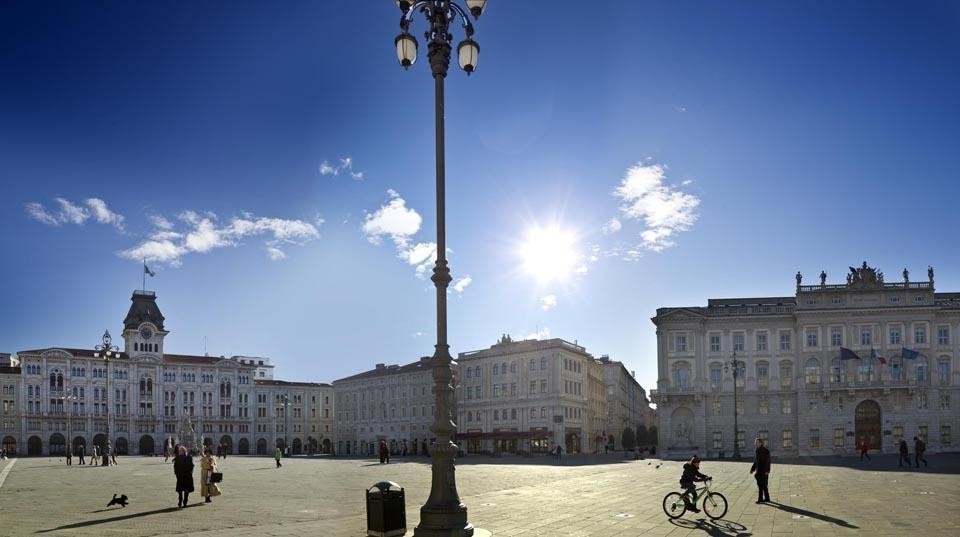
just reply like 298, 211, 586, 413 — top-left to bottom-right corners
376, 363, 385, 369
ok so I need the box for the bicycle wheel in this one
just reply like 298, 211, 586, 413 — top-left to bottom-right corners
702, 492, 728, 519
662, 492, 687, 518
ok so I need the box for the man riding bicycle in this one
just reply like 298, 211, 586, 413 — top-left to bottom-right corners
679, 455, 710, 513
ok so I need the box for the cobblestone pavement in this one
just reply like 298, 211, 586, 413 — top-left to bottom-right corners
1, 452, 958, 536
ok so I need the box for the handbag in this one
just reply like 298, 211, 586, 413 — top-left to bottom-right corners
210, 471, 223, 483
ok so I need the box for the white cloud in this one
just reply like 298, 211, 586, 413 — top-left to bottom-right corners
149, 215, 174, 230
266, 246, 287, 261
86, 198, 125, 230
540, 294, 557, 310
362, 190, 422, 247
25, 197, 125, 231
452, 275, 472, 294
613, 162, 700, 252
364, 190, 448, 279
120, 210, 320, 265
319, 156, 364, 181
523, 327, 551, 341
602, 217, 622, 234
412, 331, 425, 338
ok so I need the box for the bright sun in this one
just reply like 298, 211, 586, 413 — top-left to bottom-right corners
519, 225, 579, 284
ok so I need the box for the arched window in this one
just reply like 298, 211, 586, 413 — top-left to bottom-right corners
529, 359, 535, 371
493, 409, 499, 420
915, 358, 928, 382
830, 357, 844, 383
50, 372, 57, 389
672, 361, 691, 390
475, 366, 481, 378
804, 358, 821, 384
511, 408, 517, 420
466, 367, 472, 378
493, 363, 499, 375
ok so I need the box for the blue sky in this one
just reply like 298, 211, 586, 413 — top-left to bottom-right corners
2, 1, 959, 397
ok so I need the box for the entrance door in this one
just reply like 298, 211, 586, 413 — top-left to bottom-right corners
855, 400, 882, 450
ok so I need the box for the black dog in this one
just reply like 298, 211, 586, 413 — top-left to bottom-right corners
106, 494, 128, 508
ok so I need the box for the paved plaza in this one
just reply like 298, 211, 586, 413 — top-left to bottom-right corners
1, 452, 958, 537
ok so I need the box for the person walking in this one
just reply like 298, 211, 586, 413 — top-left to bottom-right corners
750, 437, 771, 503
173, 445, 194, 508
859, 438, 871, 461
78, 444, 85, 465
199, 447, 221, 504
898, 438, 910, 467
65, 445, 72, 466
913, 436, 928, 467
379, 440, 389, 464
275, 447, 282, 468
92, 445, 98, 462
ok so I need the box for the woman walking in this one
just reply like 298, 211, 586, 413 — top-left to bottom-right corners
173, 445, 194, 508
199, 446, 221, 503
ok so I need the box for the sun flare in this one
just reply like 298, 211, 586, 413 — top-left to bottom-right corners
519, 225, 580, 284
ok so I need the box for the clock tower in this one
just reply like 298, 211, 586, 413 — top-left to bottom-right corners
122, 290, 169, 359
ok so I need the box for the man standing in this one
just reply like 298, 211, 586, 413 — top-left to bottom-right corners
913, 436, 928, 468
859, 438, 871, 461
65, 445, 72, 466
749, 438, 771, 504
898, 438, 910, 467
78, 444, 85, 465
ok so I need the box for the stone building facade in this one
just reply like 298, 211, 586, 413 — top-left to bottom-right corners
599, 356, 655, 450
652, 263, 960, 459
332, 357, 444, 457
1, 354, 20, 455
455, 336, 609, 455
7, 290, 333, 457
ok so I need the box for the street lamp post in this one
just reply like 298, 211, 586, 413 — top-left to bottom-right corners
57, 387, 78, 458
280, 393, 290, 456
724, 351, 745, 460
393, 1, 486, 535
93, 329, 119, 467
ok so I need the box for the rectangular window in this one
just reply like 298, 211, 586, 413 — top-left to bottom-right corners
757, 364, 769, 388
834, 427, 845, 448
915, 327, 926, 345
894, 425, 903, 442
710, 335, 721, 353
756, 333, 768, 352
782, 399, 792, 415
529, 381, 536, 394
889, 327, 901, 345
758, 397, 769, 415
940, 393, 950, 410
712, 400, 721, 416
937, 327, 951, 346
806, 330, 818, 348
809, 428, 820, 449
779, 332, 791, 351
675, 334, 687, 353
941, 425, 951, 446
860, 328, 872, 346
918, 392, 928, 409
939, 362, 951, 384
737, 430, 745, 451
733, 333, 744, 352
808, 397, 818, 413
918, 425, 928, 442
782, 429, 793, 449
831, 328, 842, 347
712, 431, 722, 450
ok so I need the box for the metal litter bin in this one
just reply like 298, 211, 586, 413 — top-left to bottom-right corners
366, 481, 406, 537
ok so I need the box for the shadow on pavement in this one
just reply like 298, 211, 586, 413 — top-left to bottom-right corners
36, 505, 200, 533
669, 517, 751, 536
765, 501, 858, 528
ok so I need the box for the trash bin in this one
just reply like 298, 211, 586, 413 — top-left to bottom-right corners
366, 481, 406, 537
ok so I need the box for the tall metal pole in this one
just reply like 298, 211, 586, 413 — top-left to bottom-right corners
103, 353, 110, 466
731, 351, 741, 460
415, 3, 470, 535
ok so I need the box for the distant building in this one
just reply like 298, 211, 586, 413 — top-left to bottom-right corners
598, 355, 655, 450
456, 336, 615, 455
652, 263, 959, 459
234, 356, 275, 380
7, 289, 331, 456
332, 357, 445, 457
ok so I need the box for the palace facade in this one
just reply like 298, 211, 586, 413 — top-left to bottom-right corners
651, 263, 960, 459
6, 290, 333, 456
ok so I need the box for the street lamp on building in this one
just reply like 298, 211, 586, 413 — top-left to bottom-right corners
724, 351, 745, 460
56, 387, 79, 457
280, 393, 291, 456
393, 1, 486, 534
93, 329, 119, 466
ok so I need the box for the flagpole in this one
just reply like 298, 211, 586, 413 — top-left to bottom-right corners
142, 260, 146, 292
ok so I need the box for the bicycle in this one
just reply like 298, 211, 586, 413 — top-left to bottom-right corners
662, 478, 728, 519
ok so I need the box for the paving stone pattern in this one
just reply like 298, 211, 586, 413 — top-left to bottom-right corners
1, 452, 958, 536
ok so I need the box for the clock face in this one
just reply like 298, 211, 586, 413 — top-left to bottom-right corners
140, 327, 154, 340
